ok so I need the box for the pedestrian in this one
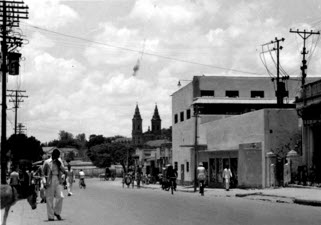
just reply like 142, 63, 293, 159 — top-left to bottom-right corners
9, 167, 20, 191
38, 165, 46, 203
197, 162, 207, 196
222, 165, 232, 191
105, 167, 111, 180
79, 169, 86, 188
66, 165, 75, 196
43, 148, 66, 221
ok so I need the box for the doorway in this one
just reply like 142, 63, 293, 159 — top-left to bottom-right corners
180, 164, 185, 185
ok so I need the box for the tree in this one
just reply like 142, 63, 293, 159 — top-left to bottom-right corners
87, 134, 108, 149
7, 134, 44, 163
87, 143, 135, 171
65, 151, 75, 161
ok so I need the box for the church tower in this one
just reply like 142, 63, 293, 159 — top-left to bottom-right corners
151, 104, 161, 136
132, 104, 143, 145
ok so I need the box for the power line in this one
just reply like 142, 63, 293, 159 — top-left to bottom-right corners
21, 23, 264, 75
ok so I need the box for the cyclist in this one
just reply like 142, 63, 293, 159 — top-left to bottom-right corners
166, 164, 177, 191
79, 169, 86, 188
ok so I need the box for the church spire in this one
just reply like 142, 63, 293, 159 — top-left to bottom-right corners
133, 103, 142, 120
151, 104, 161, 135
152, 104, 161, 121
132, 103, 143, 145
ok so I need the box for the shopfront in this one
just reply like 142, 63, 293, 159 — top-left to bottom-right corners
199, 150, 238, 188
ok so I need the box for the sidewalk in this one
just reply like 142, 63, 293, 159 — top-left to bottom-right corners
120, 179, 321, 207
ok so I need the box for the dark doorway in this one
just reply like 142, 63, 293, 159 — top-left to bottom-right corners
180, 164, 185, 185
275, 158, 285, 187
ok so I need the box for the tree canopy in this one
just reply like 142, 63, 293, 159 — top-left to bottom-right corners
7, 134, 44, 163
87, 142, 135, 171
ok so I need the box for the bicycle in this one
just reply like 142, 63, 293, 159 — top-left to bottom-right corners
79, 178, 86, 189
199, 180, 205, 196
169, 177, 176, 195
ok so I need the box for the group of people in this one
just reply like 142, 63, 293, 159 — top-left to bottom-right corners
197, 163, 233, 195
9, 148, 86, 221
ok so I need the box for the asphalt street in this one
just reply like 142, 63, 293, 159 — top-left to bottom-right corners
3, 179, 321, 225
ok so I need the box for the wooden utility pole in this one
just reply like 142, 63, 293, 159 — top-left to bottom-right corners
0, 0, 28, 184
193, 104, 199, 192
7, 89, 28, 134
16, 123, 26, 135
290, 29, 320, 87
262, 37, 288, 106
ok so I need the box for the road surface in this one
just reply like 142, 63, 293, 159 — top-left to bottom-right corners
4, 178, 321, 225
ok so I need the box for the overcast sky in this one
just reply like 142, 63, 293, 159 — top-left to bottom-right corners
2, 0, 321, 143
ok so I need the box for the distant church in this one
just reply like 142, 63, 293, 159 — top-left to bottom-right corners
132, 104, 163, 145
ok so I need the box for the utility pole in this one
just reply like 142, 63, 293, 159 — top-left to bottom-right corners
290, 29, 320, 87
7, 89, 28, 134
193, 104, 199, 192
0, 0, 29, 184
16, 122, 26, 134
262, 37, 287, 106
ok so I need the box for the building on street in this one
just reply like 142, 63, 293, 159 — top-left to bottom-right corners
295, 78, 321, 184
172, 75, 320, 187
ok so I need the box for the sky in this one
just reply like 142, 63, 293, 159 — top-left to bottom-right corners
2, 0, 321, 143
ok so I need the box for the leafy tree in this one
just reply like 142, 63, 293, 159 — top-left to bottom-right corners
7, 134, 44, 163
59, 130, 74, 141
65, 151, 75, 161
87, 142, 135, 171
87, 134, 108, 149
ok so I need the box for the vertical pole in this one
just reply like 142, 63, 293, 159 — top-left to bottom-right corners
126, 148, 129, 173
14, 91, 18, 135
1, 2, 8, 184
194, 105, 198, 192
276, 39, 282, 106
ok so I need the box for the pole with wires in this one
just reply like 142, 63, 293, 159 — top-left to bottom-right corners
261, 37, 288, 106
0, 0, 29, 184
290, 29, 320, 87
7, 90, 28, 135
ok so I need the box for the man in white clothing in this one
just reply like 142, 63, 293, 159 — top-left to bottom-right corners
43, 149, 65, 221
222, 165, 232, 191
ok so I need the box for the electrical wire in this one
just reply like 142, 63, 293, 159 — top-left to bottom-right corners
20, 23, 264, 75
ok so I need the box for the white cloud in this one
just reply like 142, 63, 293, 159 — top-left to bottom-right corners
26, 0, 79, 29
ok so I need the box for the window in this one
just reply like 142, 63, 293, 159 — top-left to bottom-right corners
186, 109, 191, 119
186, 162, 189, 172
226, 90, 239, 98
200, 90, 215, 97
251, 90, 264, 98
174, 114, 178, 124
174, 162, 178, 171
180, 111, 184, 122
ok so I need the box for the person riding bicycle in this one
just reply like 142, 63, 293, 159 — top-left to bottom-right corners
79, 169, 86, 187
166, 164, 177, 191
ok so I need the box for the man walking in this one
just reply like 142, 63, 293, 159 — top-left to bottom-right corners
66, 165, 75, 196
222, 165, 232, 191
43, 149, 65, 221
197, 162, 207, 196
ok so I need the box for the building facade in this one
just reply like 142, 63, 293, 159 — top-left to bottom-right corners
296, 78, 321, 183
172, 75, 319, 186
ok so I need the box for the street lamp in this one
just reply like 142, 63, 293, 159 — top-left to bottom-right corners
177, 79, 192, 87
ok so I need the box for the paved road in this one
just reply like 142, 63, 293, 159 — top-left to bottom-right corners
4, 179, 321, 225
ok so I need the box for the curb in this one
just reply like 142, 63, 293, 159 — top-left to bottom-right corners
235, 192, 263, 198
293, 198, 321, 207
